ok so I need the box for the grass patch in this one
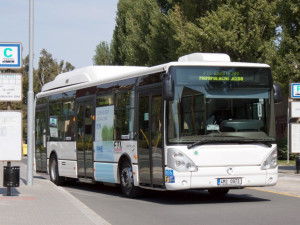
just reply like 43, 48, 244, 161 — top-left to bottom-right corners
278, 160, 296, 166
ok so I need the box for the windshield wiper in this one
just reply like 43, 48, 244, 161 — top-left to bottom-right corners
240, 139, 274, 148
187, 135, 244, 149
187, 139, 214, 149
187, 137, 274, 149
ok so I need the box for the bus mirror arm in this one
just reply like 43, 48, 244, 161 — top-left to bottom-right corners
163, 73, 174, 101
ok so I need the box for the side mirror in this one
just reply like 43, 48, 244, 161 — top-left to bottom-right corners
163, 73, 174, 101
273, 83, 282, 103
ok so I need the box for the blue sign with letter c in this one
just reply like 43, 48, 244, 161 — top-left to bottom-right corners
4, 48, 13, 57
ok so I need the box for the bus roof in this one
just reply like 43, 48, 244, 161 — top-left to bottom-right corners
41, 66, 147, 92
39, 53, 270, 95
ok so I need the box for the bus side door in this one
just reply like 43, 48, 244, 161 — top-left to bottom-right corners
75, 97, 95, 179
137, 87, 164, 187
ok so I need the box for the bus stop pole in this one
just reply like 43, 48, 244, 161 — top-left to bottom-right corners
287, 108, 290, 164
27, 0, 34, 186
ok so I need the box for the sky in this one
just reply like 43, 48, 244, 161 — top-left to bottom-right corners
0, 0, 118, 69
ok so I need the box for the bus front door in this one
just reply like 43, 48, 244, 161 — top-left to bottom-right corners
35, 105, 48, 173
137, 88, 164, 188
76, 99, 94, 179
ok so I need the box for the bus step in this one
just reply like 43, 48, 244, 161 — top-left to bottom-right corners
78, 178, 95, 184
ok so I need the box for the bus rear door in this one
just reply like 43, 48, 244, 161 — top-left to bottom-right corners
35, 104, 48, 173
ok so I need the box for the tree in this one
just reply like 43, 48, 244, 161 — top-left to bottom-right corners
111, 0, 131, 65
93, 41, 112, 65
111, 0, 168, 66
108, 0, 298, 95
168, 0, 278, 62
34, 49, 74, 93
268, 0, 300, 95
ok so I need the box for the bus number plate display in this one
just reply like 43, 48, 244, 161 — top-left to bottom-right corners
217, 178, 242, 186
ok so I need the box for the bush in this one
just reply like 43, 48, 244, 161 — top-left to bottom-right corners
276, 137, 296, 160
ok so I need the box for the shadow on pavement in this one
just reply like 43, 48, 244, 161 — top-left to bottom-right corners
63, 181, 270, 205
0, 187, 20, 196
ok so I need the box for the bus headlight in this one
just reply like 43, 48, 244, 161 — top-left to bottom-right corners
261, 149, 277, 170
167, 148, 197, 172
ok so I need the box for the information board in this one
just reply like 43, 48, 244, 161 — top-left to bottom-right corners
0, 74, 22, 101
0, 43, 22, 69
290, 101, 300, 118
0, 111, 22, 161
290, 123, 300, 153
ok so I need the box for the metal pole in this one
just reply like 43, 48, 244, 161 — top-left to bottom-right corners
287, 108, 290, 164
27, 0, 34, 186
7, 102, 11, 195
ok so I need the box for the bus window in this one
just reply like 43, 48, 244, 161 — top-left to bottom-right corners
115, 91, 135, 140
61, 100, 75, 141
49, 102, 61, 141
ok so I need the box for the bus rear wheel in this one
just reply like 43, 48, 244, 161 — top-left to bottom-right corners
120, 160, 142, 198
50, 155, 64, 186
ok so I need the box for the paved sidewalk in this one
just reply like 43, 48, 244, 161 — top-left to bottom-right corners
252, 165, 300, 197
279, 165, 299, 175
0, 161, 110, 225
0, 161, 299, 225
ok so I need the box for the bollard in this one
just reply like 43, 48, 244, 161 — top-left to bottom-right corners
296, 156, 300, 174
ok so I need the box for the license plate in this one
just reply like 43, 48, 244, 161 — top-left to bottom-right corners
217, 178, 242, 186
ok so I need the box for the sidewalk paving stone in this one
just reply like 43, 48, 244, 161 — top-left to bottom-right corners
0, 161, 110, 225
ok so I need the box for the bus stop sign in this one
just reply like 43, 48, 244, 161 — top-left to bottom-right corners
0, 43, 22, 69
291, 83, 300, 99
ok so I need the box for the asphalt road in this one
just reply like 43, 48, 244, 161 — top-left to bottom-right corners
62, 180, 300, 225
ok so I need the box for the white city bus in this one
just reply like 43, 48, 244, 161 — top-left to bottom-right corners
34, 53, 281, 197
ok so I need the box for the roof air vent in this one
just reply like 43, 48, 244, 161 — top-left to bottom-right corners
178, 53, 231, 62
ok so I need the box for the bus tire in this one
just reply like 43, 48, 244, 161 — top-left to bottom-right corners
120, 160, 142, 198
208, 188, 229, 197
49, 155, 64, 186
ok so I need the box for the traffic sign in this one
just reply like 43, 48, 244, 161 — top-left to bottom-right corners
0, 43, 22, 69
290, 83, 300, 99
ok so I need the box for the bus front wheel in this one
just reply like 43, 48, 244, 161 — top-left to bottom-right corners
120, 160, 142, 198
208, 188, 229, 197
50, 155, 64, 186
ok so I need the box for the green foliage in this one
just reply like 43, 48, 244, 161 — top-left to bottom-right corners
34, 49, 74, 94
106, 0, 299, 97
111, 0, 171, 66
0, 50, 74, 140
268, 0, 300, 95
93, 41, 112, 65
277, 137, 296, 160
170, 0, 278, 62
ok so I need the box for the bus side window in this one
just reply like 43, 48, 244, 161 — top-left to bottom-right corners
115, 91, 135, 140
49, 102, 61, 141
62, 100, 75, 141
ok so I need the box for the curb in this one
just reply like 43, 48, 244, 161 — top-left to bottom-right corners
53, 183, 111, 225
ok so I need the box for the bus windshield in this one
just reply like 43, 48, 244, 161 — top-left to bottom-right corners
167, 66, 275, 144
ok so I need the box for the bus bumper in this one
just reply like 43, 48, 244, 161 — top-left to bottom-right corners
165, 166, 278, 190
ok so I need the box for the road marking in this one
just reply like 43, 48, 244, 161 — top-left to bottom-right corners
248, 187, 300, 199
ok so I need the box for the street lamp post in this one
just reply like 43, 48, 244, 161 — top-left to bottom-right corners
27, 0, 34, 186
